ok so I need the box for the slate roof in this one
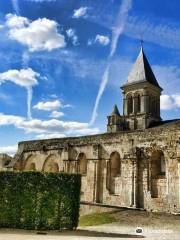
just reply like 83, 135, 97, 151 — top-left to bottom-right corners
123, 47, 162, 90
111, 105, 120, 116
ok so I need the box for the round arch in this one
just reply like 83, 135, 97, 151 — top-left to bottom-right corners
42, 154, 59, 173
151, 150, 166, 176
110, 151, 121, 176
126, 93, 133, 115
77, 153, 87, 175
107, 151, 121, 193
150, 150, 166, 198
25, 155, 37, 171
134, 92, 141, 113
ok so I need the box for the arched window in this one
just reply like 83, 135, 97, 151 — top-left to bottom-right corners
25, 155, 37, 171
107, 151, 121, 194
151, 151, 166, 198
151, 151, 166, 177
78, 153, 87, 175
127, 96, 133, 114
110, 152, 121, 177
43, 155, 59, 173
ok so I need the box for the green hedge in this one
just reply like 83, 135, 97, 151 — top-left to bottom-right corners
0, 172, 81, 230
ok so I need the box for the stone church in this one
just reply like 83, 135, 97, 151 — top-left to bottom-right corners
14, 47, 180, 213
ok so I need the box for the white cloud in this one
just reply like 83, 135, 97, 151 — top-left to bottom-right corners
6, 14, 66, 52
72, 7, 88, 19
66, 28, 79, 46
0, 113, 99, 136
0, 68, 39, 87
36, 133, 66, 139
0, 145, 17, 156
95, 35, 110, 46
161, 95, 174, 110
33, 99, 69, 111
6, 14, 29, 28
0, 68, 40, 119
72, 128, 100, 136
50, 111, 64, 118
87, 39, 93, 46
88, 35, 110, 46
160, 94, 180, 110
173, 95, 180, 107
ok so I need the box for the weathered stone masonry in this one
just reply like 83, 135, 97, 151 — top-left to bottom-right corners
15, 121, 180, 213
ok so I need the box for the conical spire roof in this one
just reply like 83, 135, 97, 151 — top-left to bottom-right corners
123, 47, 162, 90
111, 105, 120, 116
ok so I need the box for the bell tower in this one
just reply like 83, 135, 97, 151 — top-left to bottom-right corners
121, 46, 163, 130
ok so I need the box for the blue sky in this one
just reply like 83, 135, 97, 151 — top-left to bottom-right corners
0, 0, 179, 155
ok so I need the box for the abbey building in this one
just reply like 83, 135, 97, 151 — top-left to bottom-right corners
14, 47, 180, 214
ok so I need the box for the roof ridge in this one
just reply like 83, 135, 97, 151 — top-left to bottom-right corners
122, 47, 162, 90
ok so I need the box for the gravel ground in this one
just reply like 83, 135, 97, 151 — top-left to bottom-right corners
0, 210, 179, 240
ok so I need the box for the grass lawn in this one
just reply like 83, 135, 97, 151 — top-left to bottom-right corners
79, 212, 117, 227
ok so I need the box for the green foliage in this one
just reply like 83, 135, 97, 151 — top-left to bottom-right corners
79, 212, 116, 227
0, 172, 81, 230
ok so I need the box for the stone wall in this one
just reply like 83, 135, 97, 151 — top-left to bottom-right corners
14, 120, 180, 213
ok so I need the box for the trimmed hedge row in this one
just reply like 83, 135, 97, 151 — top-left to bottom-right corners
0, 172, 81, 230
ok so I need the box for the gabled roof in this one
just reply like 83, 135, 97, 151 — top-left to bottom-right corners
111, 105, 120, 116
122, 47, 162, 90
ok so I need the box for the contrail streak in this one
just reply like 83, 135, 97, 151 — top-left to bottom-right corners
27, 87, 32, 120
11, 0, 20, 15
11, 0, 33, 120
110, 0, 132, 57
89, 64, 110, 125
22, 51, 33, 119
89, 0, 132, 125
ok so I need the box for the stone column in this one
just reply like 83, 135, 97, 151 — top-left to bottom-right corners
157, 98, 160, 117
178, 162, 180, 206
131, 159, 135, 206
131, 158, 138, 208
123, 98, 128, 116
133, 96, 137, 114
93, 161, 98, 202
141, 95, 145, 113
166, 160, 169, 196
132, 97, 135, 114
145, 157, 151, 193
105, 159, 110, 192
141, 94, 149, 113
